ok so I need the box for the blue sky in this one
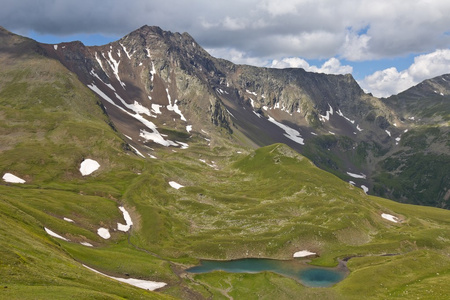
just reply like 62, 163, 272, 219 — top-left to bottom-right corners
4, 0, 450, 97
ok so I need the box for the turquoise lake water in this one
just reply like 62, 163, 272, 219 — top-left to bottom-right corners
187, 258, 347, 287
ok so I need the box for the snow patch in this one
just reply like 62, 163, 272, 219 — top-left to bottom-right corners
120, 43, 132, 59
80, 159, 100, 176
83, 264, 167, 291
293, 250, 316, 258
2, 173, 26, 183
140, 129, 178, 147
381, 213, 399, 223
64, 217, 74, 223
97, 227, 111, 239
88, 84, 178, 147
95, 52, 108, 77
80, 242, 93, 247
45, 228, 69, 241
176, 141, 189, 149
361, 185, 369, 194
130, 145, 145, 158
151, 103, 162, 114
267, 116, 304, 145
90, 69, 116, 91
169, 181, 184, 189
319, 104, 333, 122
106, 50, 126, 88
356, 124, 363, 132
253, 111, 262, 118
385, 130, 391, 137
336, 109, 355, 123
165, 88, 186, 121
347, 172, 367, 179
53, 45, 58, 50
186, 125, 192, 133
117, 206, 133, 232
349, 181, 356, 186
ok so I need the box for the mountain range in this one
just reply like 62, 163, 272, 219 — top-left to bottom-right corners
1, 25, 449, 299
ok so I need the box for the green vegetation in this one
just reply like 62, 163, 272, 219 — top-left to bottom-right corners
1, 34, 450, 299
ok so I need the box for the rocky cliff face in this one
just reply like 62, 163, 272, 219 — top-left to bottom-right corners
4, 25, 447, 207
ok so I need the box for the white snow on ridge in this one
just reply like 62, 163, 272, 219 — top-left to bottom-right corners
169, 181, 184, 189
45, 228, 69, 241
80, 159, 100, 176
2, 173, 26, 183
83, 264, 167, 291
140, 129, 178, 147
165, 88, 186, 121
267, 116, 304, 145
97, 227, 111, 239
319, 104, 333, 122
151, 103, 162, 114
54, 45, 58, 50
381, 213, 399, 223
106, 50, 126, 88
94, 53, 108, 77
117, 206, 133, 232
253, 111, 262, 118
293, 250, 316, 258
246, 89, 257, 96
347, 172, 367, 179
114, 92, 154, 117
87, 84, 178, 147
336, 109, 355, 124
89, 69, 116, 91
120, 43, 132, 59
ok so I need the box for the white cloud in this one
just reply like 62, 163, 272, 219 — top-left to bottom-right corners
206, 48, 270, 67
359, 49, 450, 97
270, 57, 352, 75
4, 0, 450, 62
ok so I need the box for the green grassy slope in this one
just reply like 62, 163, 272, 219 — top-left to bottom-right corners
1, 31, 450, 299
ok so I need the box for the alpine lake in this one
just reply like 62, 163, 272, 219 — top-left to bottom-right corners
187, 258, 349, 288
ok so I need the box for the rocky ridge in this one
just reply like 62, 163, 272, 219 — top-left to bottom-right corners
2, 25, 448, 207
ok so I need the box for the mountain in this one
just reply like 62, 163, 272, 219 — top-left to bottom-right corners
29, 25, 448, 208
1, 25, 450, 299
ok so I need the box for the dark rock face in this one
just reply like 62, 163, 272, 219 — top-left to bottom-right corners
2, 25, 448, 208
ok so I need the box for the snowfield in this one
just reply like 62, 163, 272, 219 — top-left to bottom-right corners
45, 227, 69, 241
381, 213, 400, 223
267, 116, 304, 145
117, 206, 133, 232
293, 250, 316, 258
2, 173, 26, 183
80, 159, 100, 176
97, 227, 111, 239
347, 172, 367, 179
169, 181, 184, 189
83, 264, 167, 291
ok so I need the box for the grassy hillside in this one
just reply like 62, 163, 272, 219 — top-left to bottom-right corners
1, 31, 450, 299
